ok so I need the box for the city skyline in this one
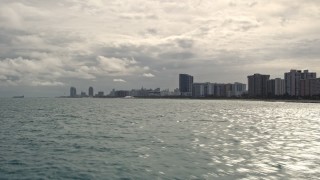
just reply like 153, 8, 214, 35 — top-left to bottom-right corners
66, 68, 320, 99
1, 1, 320, 97
2, 68, 320, 97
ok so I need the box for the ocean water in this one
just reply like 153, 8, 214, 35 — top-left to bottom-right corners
0, 98, 319, 179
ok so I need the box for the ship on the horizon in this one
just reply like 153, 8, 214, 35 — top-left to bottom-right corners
12, 95, 24, 98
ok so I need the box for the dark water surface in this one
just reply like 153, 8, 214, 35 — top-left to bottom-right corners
0, 98, 319, 179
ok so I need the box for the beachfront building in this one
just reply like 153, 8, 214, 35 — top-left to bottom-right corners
192, 82, 216, 97
300, 78, 320, 97
231, 82, 247, 97
225, 84, 233, 97
192, 82, 246, 98
267, 78, 285, 96
213, 83, 225, 97
70, 87, 77, 97
207, 83, 215, 96
284, 69, 316, 96
248, 74, 270, 97
88, 87, 94, 97
192, 83, 205, 97
179, 74, 193, 96
97, 91, 104, 97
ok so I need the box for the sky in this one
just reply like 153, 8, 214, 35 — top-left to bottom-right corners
0, 0, 320, 97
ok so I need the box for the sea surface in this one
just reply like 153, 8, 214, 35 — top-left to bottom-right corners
0, 98, 319, 179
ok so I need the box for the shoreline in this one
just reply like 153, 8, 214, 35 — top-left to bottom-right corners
56, 96, 320, 103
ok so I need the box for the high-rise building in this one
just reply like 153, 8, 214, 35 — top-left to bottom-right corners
301, 78, 320, 96
310, 78, 320, 96
267, 78, 285, 96
88, 87, 94, 97
300, 79, 311, 97
214, 83, 225, 97
225, 84, 233, 97
301, 70, 316, 80
275, 78, 285, 96
192, 82, 246, 97
285, 69, 316, 96
70, 87, 77, 97
248, 74, 270, 97
192, 83, 205, 97
231, 82, 247, 97
97, 91, 104, 97
179, 74, 193, 96
192, 82, 215, 97
285, 70, 300, 96
114, 90, 129, 97
206, 83, 215, 96
80, 91, 87, 97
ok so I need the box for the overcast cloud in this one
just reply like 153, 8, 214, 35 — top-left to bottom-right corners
0, 0, 320, 97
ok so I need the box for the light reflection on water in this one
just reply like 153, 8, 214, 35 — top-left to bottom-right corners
0, 98, 319, 179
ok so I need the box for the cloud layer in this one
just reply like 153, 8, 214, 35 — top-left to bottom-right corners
0, 0, 320, 96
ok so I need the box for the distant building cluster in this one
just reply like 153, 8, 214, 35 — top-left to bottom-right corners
247, 69, 320, 98
69, 86, 180, 98
68, 69, 320, 99
179, 74, 246, 98
108, 87, 180, 97
69, 86, 104, 98
105, 74, 246, 98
